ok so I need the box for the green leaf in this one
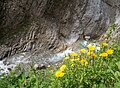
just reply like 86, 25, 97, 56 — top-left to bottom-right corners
114, 81, 120, 88
98, 83, 107, 88
116, 62, 120, 70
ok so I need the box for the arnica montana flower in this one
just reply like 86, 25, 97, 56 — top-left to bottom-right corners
99, 53, 108, 57
60, 64, 66, 71
102, 42, 108, 47
80, 49, 86, 53
55, 70, 65, 77
91, 53, 97, 58
80, 59, 88, 65
71, 52, 78, 57
87, 51, 92, 56
64, 56, 70, 60
106, 49, 114, 54
88, 45, 95, 51
71, 59, 76, 62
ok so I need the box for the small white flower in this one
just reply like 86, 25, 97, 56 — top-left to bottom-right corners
34, 64, 38, 69
96, 47, 100, 51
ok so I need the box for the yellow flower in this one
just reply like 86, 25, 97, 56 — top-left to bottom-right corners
102, 42, 108, 46
55, 70, 65, 77
64, 56, 70, 60
80, 49, 86, 53
60, 64, 66, 71
80, 59, 88, 65
87, 52, 92, 56
99, 53, 108, 57
71, 52, 78, 57
71, 59, 76, 62
106, 49, 114, 54
91, 53, 97, 58
71, 64, 75, 68
48, 65, 51, 68
88, 45, 95, 51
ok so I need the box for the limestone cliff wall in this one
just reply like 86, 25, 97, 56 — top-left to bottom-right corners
0, 0, 120, 60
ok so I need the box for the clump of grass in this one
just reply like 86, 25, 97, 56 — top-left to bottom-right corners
0, 42, 120, 88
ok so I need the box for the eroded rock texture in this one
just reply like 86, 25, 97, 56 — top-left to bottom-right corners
0, 0, 120, 59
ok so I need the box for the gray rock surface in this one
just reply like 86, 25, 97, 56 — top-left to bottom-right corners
0, 0, 120, 59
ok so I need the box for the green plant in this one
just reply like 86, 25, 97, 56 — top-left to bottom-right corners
106, 23, 117, 39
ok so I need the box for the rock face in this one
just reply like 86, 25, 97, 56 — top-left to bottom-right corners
0, 0, 120, 59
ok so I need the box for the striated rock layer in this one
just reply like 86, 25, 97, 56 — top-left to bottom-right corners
0, 0, 120, 60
